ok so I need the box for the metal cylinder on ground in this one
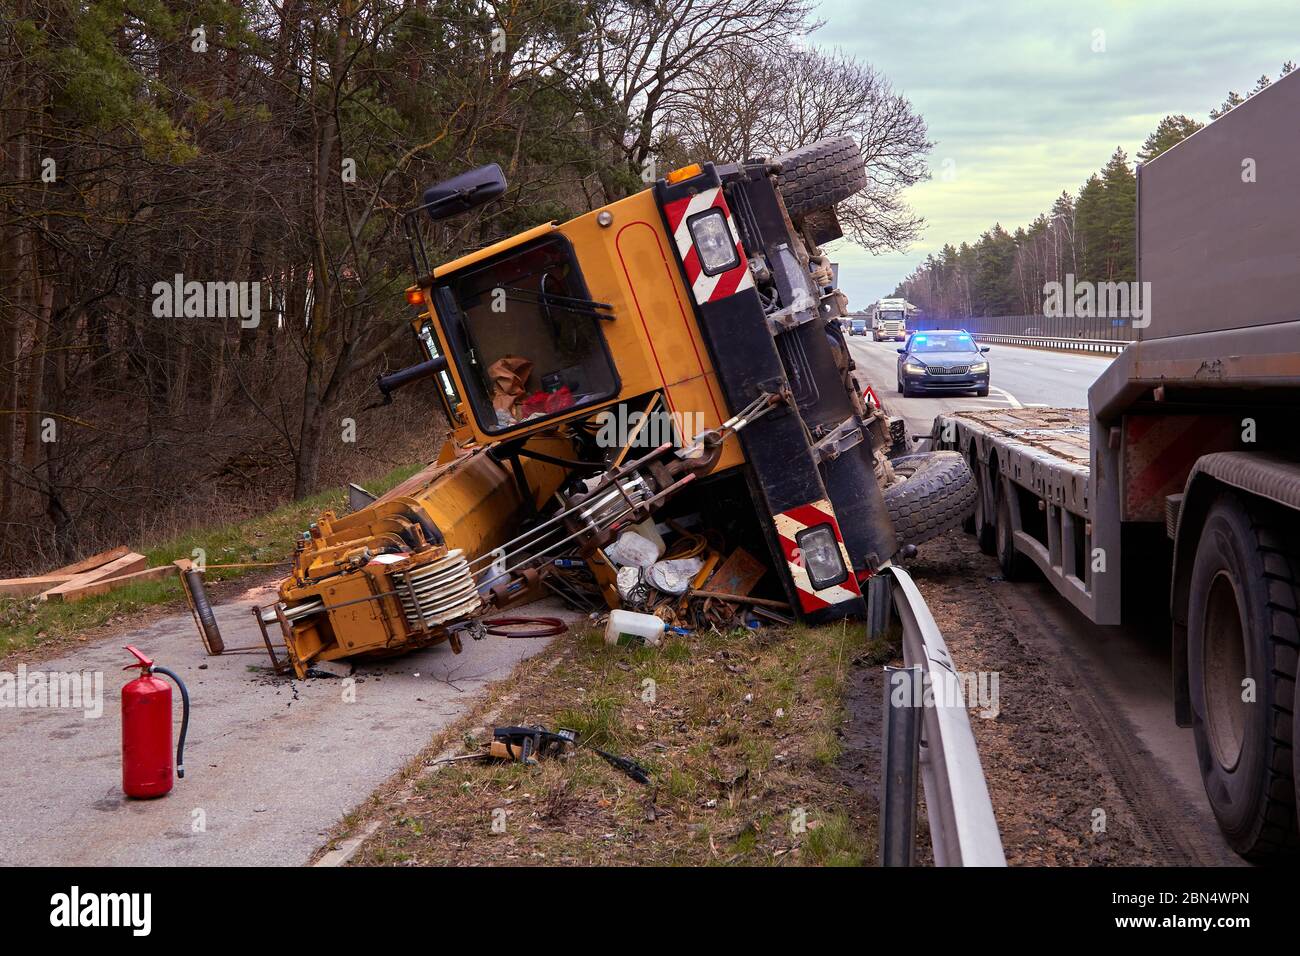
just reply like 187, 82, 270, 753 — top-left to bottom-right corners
183, 567, 224, 654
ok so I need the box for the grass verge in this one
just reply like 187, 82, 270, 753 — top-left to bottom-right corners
339, 618, 894, 866
0, 462, 425, 659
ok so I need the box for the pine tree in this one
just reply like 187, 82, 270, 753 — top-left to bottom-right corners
1099, 148, 1137, 281
1138, 115, 1203, 162
1209, 91, 1245, 119
1075, 174, 1107, 284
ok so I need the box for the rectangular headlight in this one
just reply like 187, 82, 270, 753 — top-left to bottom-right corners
970, 361, 988, 373
796, 523, 848, 590
687, 209, 740, 275
904, 362, 926, 375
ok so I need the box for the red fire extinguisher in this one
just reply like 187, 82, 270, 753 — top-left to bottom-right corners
121, 645, 191, 798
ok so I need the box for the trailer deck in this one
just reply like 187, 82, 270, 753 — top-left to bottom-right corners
937, 407, 1104, 622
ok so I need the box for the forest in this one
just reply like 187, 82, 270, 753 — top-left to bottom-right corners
0, 0, 930, 570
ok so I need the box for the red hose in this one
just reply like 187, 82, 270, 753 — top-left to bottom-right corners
482, 616, 568, 638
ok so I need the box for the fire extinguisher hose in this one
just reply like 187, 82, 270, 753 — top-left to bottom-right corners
151, 666, 190, 779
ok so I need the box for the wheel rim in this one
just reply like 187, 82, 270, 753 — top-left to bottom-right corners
996, 488, 1009, 555
1202, 570, 1249, 772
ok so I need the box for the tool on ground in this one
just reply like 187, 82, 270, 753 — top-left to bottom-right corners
491, 724, 651, 785
121, 645, 191, 799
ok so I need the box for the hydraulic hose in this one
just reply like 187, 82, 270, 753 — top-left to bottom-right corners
151, 666, 190, 779
482, 617, 568, 638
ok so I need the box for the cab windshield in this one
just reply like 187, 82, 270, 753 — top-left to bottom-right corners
432, 235, 619, 433
910, 333, 978, 353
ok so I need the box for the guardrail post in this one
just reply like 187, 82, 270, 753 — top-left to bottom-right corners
866, 573, 891, 640
880, 664, 923, 866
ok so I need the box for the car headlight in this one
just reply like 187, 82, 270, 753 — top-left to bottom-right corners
686, 209, 741, 275
970, 361, 988, 373
796, 523, 848, 590
904, 362, 926, 375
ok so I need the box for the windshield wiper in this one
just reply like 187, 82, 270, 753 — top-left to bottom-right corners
502, 287, 615, 320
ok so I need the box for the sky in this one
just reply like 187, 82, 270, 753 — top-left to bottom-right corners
811, 0, 1300, 305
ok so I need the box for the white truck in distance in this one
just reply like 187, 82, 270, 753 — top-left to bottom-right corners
931, 70, 1300, 862
872, 298, 910, 341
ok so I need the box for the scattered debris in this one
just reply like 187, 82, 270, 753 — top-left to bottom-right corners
0, 547, 175, 604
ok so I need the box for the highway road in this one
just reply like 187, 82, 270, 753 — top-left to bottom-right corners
845, 336, 1113, 442
847, 335, 1240, 864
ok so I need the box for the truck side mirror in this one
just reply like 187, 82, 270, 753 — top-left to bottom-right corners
420, 164, 507, 221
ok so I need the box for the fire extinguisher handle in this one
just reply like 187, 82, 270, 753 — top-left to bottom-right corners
123, 644, 154, 670
151, 665, 190, 779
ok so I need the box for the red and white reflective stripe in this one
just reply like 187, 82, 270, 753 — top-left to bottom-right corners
662, 187, 754, 304
772, 499, 861, 613
1121, 414, 1237, 521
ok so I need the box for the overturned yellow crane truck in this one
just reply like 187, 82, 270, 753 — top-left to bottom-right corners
188, 138, 975, 678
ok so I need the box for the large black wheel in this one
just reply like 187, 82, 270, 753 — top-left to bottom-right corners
971, 449, 997, 554
994, 474, 1031, 580
1187, 493, 1300, 860
772, 136, 868, 220
884, 452, 976, 549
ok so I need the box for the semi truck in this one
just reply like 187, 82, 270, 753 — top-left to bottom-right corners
872, 298, 910, 341
933, 70, 1300, 860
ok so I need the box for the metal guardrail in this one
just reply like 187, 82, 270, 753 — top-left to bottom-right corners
974, 332, 1129, 355
875, 566, 1007, 867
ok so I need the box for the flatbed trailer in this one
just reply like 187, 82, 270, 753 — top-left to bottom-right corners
932, 69, 1300, 861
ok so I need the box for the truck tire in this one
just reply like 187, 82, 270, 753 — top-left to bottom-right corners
772, 136, 868, 220
970, 447, 996, 555
1187, 493, 1300, 860
994, 473, 1031, 580
884, 452, 976, 549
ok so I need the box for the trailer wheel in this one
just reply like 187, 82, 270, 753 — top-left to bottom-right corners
994, 474, 1031, 580
1187, 493, 1300, 860
772, 136, 868, 220
971, 448, 996, 555
884, 451, 976, 549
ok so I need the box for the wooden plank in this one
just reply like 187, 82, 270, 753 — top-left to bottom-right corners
40, 552, 148, 603
0, 574, 74, 599
49, 545, 130, 577
48, 564, 177, 603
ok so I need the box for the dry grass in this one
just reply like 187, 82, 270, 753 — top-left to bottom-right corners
338, 619, 891, 867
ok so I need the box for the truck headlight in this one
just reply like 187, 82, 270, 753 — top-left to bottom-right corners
970, 361, 988, 373
687, 209, 740, 275
796, 523, 848, 590
904, 362, 926, 375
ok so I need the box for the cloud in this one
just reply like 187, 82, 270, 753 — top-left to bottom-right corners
814, 0, 1299, 304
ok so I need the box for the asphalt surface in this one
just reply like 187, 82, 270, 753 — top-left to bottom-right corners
845, 336, 1112, 441
0, 580, 580, 866
849, 335, 1237, 862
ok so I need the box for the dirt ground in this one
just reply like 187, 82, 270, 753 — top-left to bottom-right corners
909, 531, 1167, 865
327, 618, 895, 867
